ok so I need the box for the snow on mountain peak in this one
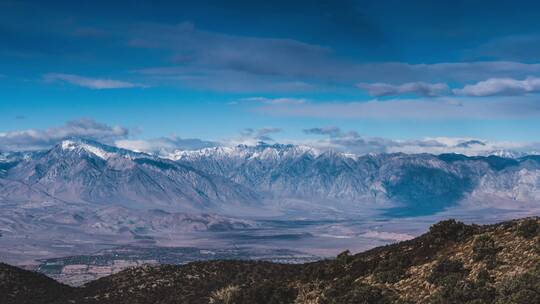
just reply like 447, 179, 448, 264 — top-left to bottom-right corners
484, 150, 528, 159
168, 142, 320, 161
60, 139, 117, 160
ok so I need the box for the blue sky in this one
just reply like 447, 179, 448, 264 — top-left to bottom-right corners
2, 0, 540, 154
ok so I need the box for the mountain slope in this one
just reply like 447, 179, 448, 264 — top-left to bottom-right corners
1, 139, 258, 211
2, 140, 540, 215
0, 263, 73, 304
3, 217, 540, 303
176, 143, 540, 213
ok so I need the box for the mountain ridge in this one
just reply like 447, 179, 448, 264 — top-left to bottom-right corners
1, 139, 540, 215
0, 139, 259, 211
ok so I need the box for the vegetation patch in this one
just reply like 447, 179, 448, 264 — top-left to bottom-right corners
427, 258, 468, 286
472, 234, 499, 268
517, 219, 540, 239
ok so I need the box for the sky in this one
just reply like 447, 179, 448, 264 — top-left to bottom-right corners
2, 0, 540, 155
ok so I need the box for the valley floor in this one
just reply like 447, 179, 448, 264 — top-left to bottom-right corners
2, 202, 539, 286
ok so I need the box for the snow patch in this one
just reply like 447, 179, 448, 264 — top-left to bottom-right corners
360, 230, 414, 241
61, 140, 115, 160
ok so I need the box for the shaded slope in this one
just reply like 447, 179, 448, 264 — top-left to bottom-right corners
0, 263, 73, 304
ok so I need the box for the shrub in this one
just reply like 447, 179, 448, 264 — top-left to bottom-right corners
325, 282, 400, 304
428, 279, 496, 304
336, 250, 352, 265
535, 238, 540, 254
428, 258, 468, 286
295, 281, 326, 304
472, 235, 499, 268
496, 264, 540, 304
429, 220, 473, 243
472, 235, 498, 261
428, 263, 496, 303
373, 255, 411, 284
209, 285, 240, 304
517, 219, 539, 239
476, 269, 493, 286
228, 281, 296, 304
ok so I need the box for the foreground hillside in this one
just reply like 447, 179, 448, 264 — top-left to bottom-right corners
3, 217, 540, 304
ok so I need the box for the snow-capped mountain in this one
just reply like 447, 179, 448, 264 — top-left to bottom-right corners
481, 150, 528, 159
169, 142, 320, 163
2, 139, 540, 215
174, 143, 540, 214
0, 139, 258, 212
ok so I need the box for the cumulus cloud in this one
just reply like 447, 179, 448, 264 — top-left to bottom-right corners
453, 77, 540, 96
242, 127, 282, 142
44, 73, 142, 89
225, 127, 283, 145
357, 82, 449, 97
380, 137, 526, 156
358, 77, 540, 98
115, 136, 218, 154
300, 126, 540, 156
0, 119, 129, 151
302, 126, 396, 154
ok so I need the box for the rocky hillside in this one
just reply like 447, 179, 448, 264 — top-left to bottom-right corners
3, 217, 540, 303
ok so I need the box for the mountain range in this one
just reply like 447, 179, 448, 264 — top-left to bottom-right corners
1, 139, 539, 216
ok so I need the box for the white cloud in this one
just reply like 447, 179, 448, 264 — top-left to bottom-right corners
383, 137, 529, 156
0, 119, 129, 151
298, 126, 540, 156
357, 81, 449, 97
219, 128, 284, 146
454, 77, 540, 96
44, 73, 142, 89
239, 127, 282, 142
115, 136, 218, 154
2, 119, 539, 157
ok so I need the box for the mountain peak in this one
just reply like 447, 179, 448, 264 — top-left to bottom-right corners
59, 138, 118, 160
